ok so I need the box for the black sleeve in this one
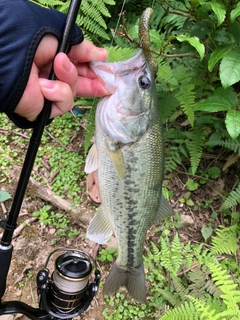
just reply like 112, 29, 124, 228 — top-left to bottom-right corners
0, 0, 83, 128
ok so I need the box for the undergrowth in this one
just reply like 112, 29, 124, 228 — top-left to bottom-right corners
102, 223, 240, 319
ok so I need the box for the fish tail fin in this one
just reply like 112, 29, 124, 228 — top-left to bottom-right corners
103, 262, 146, 304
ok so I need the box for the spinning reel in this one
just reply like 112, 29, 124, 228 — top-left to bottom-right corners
0, 0, 100, 318
0, 248, 100, 320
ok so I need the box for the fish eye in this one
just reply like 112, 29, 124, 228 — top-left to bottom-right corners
138, 76, 151, 90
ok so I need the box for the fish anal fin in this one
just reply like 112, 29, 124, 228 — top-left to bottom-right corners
84, 143, 98, 174
155, 194, 175, 222
103, 262, 146, 304
87, 206, 112, 244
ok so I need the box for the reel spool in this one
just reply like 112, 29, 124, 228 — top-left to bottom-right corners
37, 248, 100, 318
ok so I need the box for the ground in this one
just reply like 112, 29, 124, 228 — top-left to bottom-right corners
0, 114, 237, 320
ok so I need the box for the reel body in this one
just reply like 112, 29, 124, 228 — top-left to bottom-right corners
0, 248, 100, 320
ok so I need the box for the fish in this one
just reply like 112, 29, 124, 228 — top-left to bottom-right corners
84, 48, 175, 303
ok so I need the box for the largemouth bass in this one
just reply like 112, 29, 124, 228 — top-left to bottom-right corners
85, 50, 174, 303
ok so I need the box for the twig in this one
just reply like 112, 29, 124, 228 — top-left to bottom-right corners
176, 257, 225, 276
0, 217, 38, 240
1, 202, 7, 214
114, 28, 198, 59
44, 129, 70, 151
0, 128, 29, 139
14, 261, 35, 285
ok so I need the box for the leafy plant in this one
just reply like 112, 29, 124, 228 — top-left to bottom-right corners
32, 205, 80, 245
97, 247, 118, 263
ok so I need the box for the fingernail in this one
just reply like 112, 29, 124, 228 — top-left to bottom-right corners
63, 57, 73, 72
39, 79, 55, 89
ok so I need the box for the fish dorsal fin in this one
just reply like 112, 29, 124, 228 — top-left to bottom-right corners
155, 195, 175, 222
107, 148, 125, 180
87, 206, 113, 244
84, 143, 98, 174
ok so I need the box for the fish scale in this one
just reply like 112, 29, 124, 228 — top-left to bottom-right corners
85, 50, 174, 303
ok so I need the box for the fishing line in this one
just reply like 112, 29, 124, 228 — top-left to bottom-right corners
109, 0, 127, 50
151, 0, 156, 9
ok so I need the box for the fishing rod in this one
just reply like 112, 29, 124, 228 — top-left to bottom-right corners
0, 1, 100, 318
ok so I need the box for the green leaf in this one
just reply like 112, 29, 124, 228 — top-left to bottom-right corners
186, 199, 194, 206
220, 50, 240, 88
225, 110, 240, 139
186, 179, 199, 191
176, 35, 205, 60
194, 87, 238, 112
208, 44, 233, 72
209, 0, 226, 26
207, 167, 221, 179
231, 21, 240, 46
149, 29, 161, 45
201, 224, 213, 242
230, 2, 240, 23
107, 254, 113, 262
199, 0, 226, 26
0, 190, 11, 202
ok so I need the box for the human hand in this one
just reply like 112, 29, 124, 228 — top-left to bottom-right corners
14, 36, 110, 121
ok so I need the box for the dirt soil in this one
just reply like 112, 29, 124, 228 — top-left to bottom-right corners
0, 122, 236, 320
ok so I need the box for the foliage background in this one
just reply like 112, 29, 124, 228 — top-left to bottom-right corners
5, 0, 240, 318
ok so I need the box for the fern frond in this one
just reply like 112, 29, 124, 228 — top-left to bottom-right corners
206, 262, 240, 309
218, 137, 240, 155
160, 300, 200, 320
211, 225, 238, 255
175, 83, 195, 126
220, 182, 240, 210
183, 130, 207, 174
158, 288, 180, 307
107, 46, 135, 62
187, 296, 221, 320
157, 60, 178, 91
83, 101, 97, 156
78, 0, 115, 41
160, 234, 183, 274
172, 274, 190, 303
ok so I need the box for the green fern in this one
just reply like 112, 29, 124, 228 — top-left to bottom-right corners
206, 262, 240, 310
210, 225, 238, 256
183, 129, 207, 175
159, 233, 183, 274
218, 137, 240, 155
83, 100, 97, 156
160, 300, 201, 320
187, 297, 222, 320
157, 60, 179, 92
175, 83, 195, 127
220, 182, 240, 211
33, 0, 115, 43
78, 0, 114, 41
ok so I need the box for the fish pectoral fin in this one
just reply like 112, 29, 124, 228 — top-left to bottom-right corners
155, 194, 175, 222
87, 206, 113, 244
107, 148, 125, 180
84, 143, 98, 174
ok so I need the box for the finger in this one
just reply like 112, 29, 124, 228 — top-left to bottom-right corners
53, 52, 78, 96
34, 35, 58, 69
76, 76, 110, 97
14, 64, 44, 121
39, 78, 74, 118
68, 39, 108, 62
